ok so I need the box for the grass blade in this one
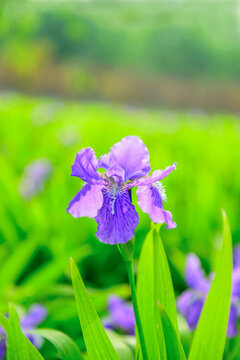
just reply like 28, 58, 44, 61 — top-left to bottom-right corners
6, 304, 44, 360
31, 328, 84, 360
70, 258, 119, 360
188, 211, 232, 360
158, 302, 186, 360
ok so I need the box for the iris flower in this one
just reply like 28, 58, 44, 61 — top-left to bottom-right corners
0, 304, 47, 359
103, 296, 135, 335
177, 249, 240, 337
67, 136, 176, 244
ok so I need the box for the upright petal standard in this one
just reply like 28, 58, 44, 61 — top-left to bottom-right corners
67, 136, 177, 244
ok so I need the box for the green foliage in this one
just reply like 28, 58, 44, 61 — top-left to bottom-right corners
30, 328, 84, 360
70, 258, 119, 360
188, 211, 233, 360
158, 303, 186, 360
2, 305, 44, 360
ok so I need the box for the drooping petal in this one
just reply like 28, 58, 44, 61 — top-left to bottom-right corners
232, 268, 240, 299
71, 147, 103, 184
177, 290, 195, 316
136, 185, 176, 229
227, 304, 238, 338
185, 254, 210, 293
186, 298, 204, 329
233, 244, 240, 268
95, 188, 139, 244
132, 163, 176, 187
21, 305, 47, 330
107, 136, 150, 181
67, 184, 104, 218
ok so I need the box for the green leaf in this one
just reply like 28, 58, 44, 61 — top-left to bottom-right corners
188, 210, 232, 360
70, 258, 119, 360
106, 330, 135, 360
30, 328, 84, 360
137, 230, 162, 360
6, 304, 44, 360
152, 225, 178, 332
137, 225, 179, 360
158, 302, 186, 360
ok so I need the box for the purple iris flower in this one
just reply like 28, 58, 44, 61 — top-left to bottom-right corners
19, 159, 52, 199
103, 296, 135, 335
67, 136, 176, 244
177, 248, 240, 338
0, 304, 47, 359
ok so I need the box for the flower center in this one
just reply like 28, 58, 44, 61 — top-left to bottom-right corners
107, 183, 123, 215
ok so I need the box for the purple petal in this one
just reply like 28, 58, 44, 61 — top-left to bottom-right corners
177, 290, 195, 316
233, 244, 240, 268
107, 296, 135, 335
185, 254, 210, 293
71, 148, 103, 184
21, 304, 47, 330
0, 339, 6, 360
136, 185, 176, 229
67, 184, 104, 218
106, 163, 125, 183
132, 163, 176, 187
95, 188, 139, 244
186, 298, 204, 329
108, 296, 124, 310
227, 304, 238, 338
103, 136, 150, 181
232, 268, 240, 299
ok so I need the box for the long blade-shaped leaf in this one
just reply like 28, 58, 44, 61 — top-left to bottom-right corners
70, 258, 119, 360
6, 304, 44, 360
158, 302, 186, 360
137, 230, 162, 360
31, 328, 84, 360
153, 225, 178, 332
188, 211, 232, 360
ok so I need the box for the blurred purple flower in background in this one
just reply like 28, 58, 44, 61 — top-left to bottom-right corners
67, 136, 176, 244
19, 159, 52, 199
178, 247, 240, 338
0, 304, 47, 359
103, 296, 135, 335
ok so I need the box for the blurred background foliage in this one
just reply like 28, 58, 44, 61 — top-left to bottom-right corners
0, 0, 240, 357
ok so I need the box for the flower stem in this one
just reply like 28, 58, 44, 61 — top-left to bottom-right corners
126, 261, 148, 360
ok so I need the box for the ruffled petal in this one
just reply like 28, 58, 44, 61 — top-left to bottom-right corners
185, 254, 210, 293
107, 136, 150, 181
227, 304, 238, 338
186, 298, 204, 329
177, 290, 195, 316
132, 163, 176, 187
136, 185, 176, 229
67, 184, 104, 218
71, 147, 103, 184
95, 188, 139, 244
